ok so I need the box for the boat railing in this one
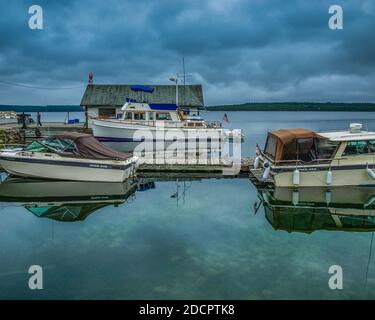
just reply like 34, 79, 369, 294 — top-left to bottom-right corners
204, 121, 222, 129
260, 150, 338, 166
93, 117, 223, 129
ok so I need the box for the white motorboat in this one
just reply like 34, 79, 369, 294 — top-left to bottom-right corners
90, 85, 242, 152
253, 123, 375, 187
0, 132, 139, 182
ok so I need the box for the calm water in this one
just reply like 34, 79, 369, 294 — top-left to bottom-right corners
2, 111, 375, 299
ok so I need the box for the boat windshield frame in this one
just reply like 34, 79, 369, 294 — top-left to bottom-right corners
24, 137, 79, 155
262, 129, 340, 165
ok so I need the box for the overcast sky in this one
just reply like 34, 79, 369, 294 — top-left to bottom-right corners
0, 0, 374, 105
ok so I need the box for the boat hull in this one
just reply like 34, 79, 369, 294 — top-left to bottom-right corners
0, 152, 138, 182
91, 119, 232, 152
272, 166, 375, 187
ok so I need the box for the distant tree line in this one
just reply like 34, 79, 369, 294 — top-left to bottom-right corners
0, 105, 82, 112
206, 102, 375, 111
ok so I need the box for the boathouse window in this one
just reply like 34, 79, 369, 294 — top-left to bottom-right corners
98, 108, 116, 118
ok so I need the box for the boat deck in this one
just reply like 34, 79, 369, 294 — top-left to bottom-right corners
249, 168, 274, 187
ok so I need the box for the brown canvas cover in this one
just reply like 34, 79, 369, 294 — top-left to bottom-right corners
53, 132, 132, 160
267, 128, 324, 161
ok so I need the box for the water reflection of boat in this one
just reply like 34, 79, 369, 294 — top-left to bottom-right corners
258, 186, 375, 233
0, 177, 137, 222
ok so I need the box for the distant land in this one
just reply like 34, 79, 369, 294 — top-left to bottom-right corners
1, 102, 375, 112
0, 105, 82, 112
206, 102, 375, 111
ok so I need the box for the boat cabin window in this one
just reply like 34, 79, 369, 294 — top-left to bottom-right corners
149, 112, 155, 120
156, 113, 172, 120
342, 140, 375, 156
264, 135, 278, 159
316, 139, 340, 159
125, 112, 133, 120
98, 108, 116, 118
134, 112, 146, 120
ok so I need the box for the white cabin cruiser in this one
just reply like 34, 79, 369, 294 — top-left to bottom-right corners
254, 123, 375, 187
90, 85, 242, 152
0, 132, 138, 182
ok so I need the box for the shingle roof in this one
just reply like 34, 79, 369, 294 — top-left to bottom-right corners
80, 84, 204, 108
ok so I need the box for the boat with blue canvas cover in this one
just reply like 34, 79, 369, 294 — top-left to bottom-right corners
0, 132, 139, 182
91, 85, 242, 152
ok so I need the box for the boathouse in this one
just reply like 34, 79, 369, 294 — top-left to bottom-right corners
80, 84, 204, 124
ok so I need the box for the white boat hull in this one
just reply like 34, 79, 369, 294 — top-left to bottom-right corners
268, 166, 375, 187
91, 119, 236, 152
0, 152, 138, 182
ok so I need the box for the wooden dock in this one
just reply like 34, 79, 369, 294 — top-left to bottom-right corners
0, 122, 269, 180
0, 122, 91, 146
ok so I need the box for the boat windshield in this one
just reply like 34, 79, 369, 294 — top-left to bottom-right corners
24, 138, 79, 154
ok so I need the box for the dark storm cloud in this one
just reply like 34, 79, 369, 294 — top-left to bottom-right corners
0, 0, 374, 104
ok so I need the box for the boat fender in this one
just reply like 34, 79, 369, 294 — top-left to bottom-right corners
325, 190, 332, 205
367, 165, 375, 180
292, 190, 299, 206
254, 156, 260, 169
326, 170, 333, 185
262, 161, 270, 180
293, 168, 300, 186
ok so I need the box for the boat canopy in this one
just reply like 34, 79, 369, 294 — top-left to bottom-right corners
25, 132, 132, 160
264, 128, 330, 162
149, 103, 177, 110
130, 85, 154, 93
